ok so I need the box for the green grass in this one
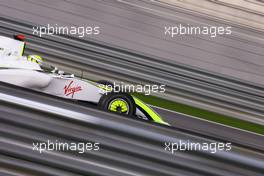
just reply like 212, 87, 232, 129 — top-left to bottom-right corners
132, 93, 264, 135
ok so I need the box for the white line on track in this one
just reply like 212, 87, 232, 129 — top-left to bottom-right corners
150, 105, 264, 137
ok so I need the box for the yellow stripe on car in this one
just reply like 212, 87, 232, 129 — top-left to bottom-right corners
132, 96, 170, 125
27, 55, 43, 65
20, 42, 25, 56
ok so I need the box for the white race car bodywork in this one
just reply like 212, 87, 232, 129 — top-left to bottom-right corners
0, 68, 103, 103
0, 35, 103, 103
0, 35, 169, 125
0, 36, 25, 57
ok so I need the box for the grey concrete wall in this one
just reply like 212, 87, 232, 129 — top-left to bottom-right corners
0, 0, 263, 85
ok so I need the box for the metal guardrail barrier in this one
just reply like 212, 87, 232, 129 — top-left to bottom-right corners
0, 17, 264, 124
0, 82, 263, 176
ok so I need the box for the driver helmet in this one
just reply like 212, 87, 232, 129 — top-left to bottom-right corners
27, 55, 43, 64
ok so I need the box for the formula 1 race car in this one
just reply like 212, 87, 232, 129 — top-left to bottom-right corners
0, 35, 169, 125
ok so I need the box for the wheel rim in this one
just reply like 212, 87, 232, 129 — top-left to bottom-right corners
108, 98, 129, 114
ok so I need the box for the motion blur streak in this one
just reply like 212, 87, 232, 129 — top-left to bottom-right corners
0, 17, 264, 125
0, 1, 264, 175
0, 82, 263, 176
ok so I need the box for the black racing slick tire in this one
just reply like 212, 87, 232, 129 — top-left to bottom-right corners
99, 92, 136, 116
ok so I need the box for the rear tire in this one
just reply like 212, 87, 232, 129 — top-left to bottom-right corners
99, 92, 136, 116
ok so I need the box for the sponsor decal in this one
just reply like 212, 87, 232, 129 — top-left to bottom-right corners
64, 81, 82, 98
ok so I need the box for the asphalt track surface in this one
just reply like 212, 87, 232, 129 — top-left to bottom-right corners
153, 107, 264, 151
60, 92, 264, 151
74, 94, 264, 151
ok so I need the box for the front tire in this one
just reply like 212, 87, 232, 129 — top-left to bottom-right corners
99, 92, 136, 116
